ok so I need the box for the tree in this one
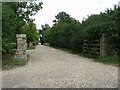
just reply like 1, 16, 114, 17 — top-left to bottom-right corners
43, 11, 82, 50
4, 2, 43, 33
22, 21, 38, 46
2, 4, 17, 54
2, 2, 43, 54
55, 12, 73, 23
43, 5, 120, 57
41, 24, 50, 31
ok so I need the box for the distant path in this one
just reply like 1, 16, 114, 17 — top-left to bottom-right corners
2, 45, 118, 88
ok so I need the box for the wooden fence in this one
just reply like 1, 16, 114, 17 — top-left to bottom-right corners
83, 34, 108, 58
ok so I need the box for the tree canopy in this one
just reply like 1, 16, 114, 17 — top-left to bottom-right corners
2, 2, 43, 54
43, 5, 120, 55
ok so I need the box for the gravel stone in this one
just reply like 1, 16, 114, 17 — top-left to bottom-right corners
2, 45, 118, 88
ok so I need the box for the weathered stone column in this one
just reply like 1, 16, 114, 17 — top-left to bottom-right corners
15, 34, 27, 60
100, 33, 108, 57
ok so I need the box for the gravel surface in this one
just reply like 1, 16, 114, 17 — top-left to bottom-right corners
2, 45, 118, 88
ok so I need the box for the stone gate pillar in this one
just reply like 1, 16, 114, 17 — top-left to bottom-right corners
15, 34, 27, 60
100, 33, 108, 57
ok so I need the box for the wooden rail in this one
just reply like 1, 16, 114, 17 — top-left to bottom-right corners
83, 34, 108, 58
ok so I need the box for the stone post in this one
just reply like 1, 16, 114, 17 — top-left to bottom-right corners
15, 34, 27, 60
100, 33, 108, 57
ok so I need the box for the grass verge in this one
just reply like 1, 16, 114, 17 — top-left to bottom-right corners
50, 46, 81, 54
95, 56, 118, 66
27, 45, 35, 50
2, 54, 29, 70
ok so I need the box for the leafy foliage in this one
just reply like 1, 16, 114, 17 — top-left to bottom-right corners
2, 2, 43, 54
43, 5, 120, 56
2, 4, 17, 54
22, 22, 38, 45
43, 12, 83, 52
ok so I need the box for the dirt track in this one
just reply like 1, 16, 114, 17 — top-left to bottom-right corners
2, 45, 118, 88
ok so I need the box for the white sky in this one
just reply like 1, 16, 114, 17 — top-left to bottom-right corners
33, 0, 120, 29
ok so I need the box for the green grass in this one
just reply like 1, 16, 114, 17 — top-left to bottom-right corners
2, 54, 28, 70
51, 46, 80, 54
95, 56, 118, 66
27, 45, 35, 50
56, 47, 73, 53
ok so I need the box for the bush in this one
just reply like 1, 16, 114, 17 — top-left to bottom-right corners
43, 6, 120, 60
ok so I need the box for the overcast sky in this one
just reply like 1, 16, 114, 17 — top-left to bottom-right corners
33, 0, 120, 29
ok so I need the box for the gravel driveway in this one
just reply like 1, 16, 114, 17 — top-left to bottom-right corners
2, 45, 118, 88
